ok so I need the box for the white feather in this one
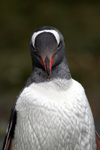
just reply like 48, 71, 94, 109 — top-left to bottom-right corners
12, 78, 96, 150
31, 29, 60, 47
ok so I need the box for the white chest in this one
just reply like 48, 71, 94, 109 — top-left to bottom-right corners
13, 79, 96, 150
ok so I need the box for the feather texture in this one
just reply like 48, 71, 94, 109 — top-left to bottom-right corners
10, 78, 96, 150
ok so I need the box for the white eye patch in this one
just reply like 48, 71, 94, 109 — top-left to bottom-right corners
31, 29, 60, 47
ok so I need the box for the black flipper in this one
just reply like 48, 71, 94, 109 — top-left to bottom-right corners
96, 130, 100, 150
2, 105, 17, 150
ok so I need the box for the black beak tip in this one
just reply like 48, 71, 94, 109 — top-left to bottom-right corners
45, 56, 50, 76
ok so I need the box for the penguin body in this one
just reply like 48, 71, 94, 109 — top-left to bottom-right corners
2, 26, 99, 150
13, 79, 96, 150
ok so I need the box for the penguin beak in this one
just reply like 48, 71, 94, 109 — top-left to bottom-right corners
40, 55, 55, 76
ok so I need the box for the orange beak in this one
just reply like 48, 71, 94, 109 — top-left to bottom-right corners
40, 55, 55, 76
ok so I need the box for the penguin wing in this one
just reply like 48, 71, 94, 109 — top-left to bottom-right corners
96, 131, 100, 150
2, 106, 17, 150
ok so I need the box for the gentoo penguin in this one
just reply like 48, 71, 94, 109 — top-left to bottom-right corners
2, 26, 100, 150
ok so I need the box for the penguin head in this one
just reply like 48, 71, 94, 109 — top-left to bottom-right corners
30, 26, 66, 77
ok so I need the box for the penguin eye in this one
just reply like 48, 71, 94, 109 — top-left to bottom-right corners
57, 41, 61, 49
31, 43, 36, 51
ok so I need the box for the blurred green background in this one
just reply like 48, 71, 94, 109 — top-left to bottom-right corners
0, 0, 100, 148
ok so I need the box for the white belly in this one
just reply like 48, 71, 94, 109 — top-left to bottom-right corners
12, 79, 96, 150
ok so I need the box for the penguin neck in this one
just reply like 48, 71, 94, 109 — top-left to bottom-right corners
25, 57, 71, 86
